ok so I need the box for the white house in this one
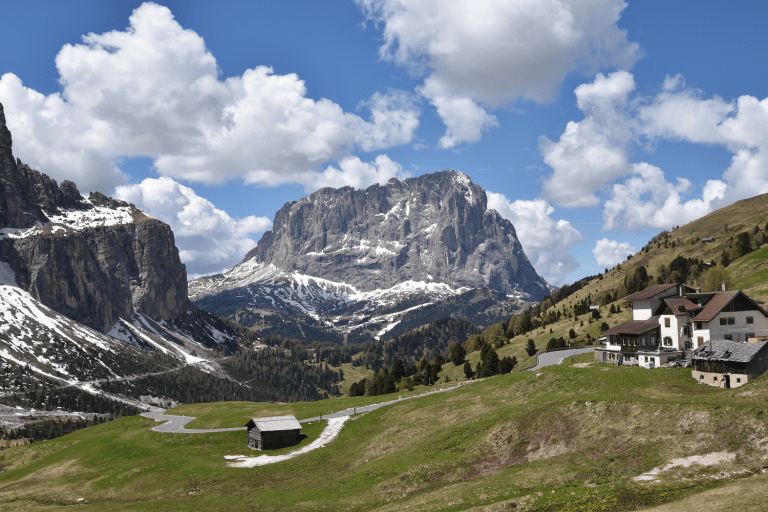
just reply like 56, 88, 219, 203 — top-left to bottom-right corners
596, 284, 768, 367
625, 283, 691, 321
690, 290, 768, 348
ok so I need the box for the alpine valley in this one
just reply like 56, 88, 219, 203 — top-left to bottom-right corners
0, 99, 547, 432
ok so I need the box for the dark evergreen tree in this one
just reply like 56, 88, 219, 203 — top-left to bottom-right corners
463, 361, 475, 379
449, 342, 466, 365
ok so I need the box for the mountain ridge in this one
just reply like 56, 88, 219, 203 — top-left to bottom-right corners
190, 170, 548, 341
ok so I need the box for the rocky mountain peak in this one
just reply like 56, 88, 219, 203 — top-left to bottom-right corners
239, 169, 548, 300
0, 101, 191, 333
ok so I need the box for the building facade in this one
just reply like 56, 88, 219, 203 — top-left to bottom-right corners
596, 284, 768, 368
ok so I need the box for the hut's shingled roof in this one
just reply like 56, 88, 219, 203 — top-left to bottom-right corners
247, 415, 302, 432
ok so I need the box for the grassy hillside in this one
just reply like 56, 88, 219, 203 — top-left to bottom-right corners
4, 355, 768, 510
577, 192, 768, 303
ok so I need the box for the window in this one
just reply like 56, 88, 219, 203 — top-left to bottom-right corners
729, 317, 735, 325
720, 318, 727, 325
737, 378, 742, 383
747, 316, 754, 324
747, 333, 755, 339
724, 334, 733, 341
665, 317, 670, 327
713, 376, 718, 381
696, 322, 703, 330
663, 336, 673, 346
700, 374, 704, 380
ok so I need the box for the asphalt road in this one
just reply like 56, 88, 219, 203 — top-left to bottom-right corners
141, 380, 475, 433
527, 347, 595, 371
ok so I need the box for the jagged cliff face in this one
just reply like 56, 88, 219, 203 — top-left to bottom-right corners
242, 170, 548, 299
0, 102, 188, 333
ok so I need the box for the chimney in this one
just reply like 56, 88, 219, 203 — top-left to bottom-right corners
721, 282, 728, 292
696, 288, 701, 293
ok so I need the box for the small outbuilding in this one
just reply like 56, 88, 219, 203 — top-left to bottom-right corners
691, 340, 768, 388
245, 415, 302, 450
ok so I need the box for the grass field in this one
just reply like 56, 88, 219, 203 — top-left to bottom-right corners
4, 353, 768, 511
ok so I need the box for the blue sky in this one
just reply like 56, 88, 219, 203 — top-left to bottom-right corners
1, 1, 767, 284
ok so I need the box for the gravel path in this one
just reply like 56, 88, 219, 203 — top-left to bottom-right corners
528, 347, 595, 371
140, 380, 475, 434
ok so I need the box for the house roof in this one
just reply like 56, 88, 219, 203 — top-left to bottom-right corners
246, 415, 302, 432
659, 297, 700, 316
692, 340, 768, 363
623, 284, 678, 301
691, 290, 768, 322
603, 317, 660, 335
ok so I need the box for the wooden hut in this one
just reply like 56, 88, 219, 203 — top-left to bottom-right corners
245, 415, 302, 450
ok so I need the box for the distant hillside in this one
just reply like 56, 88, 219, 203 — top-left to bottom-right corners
477, 192, 768, 349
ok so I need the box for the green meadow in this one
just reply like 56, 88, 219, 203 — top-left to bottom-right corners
3, 354, 768, 511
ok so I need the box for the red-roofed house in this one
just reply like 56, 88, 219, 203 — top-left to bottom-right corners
690, 290, 768, 347
596, 284, 768, 367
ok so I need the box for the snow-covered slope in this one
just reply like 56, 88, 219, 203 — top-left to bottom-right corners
190, 259, 525, 341
0, 198, 148, 243
0, 285, 232, 385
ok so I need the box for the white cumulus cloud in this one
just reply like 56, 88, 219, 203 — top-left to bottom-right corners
357, 0, 639, 146
541, 72, 768, 231
115, 177, 271, 278
301, 154, 408, 192
592, 238, 636, 268
487, 192, 584, 286
602, 163, 727, 231
541, 71, 635, 207
0, 3, 420, 195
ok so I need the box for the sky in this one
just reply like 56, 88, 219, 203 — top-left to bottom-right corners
1, 1, 767, 285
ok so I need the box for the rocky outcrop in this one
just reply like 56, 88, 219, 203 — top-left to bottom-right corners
240, 170, 549, 300
2, 218, 188, 333
0, 101, 190, 333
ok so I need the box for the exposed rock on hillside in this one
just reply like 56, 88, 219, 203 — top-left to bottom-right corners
240, 171, 548, 299
190, 170, 547, 341
0, 101, 229, 348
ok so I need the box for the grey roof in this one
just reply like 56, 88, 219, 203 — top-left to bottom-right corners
692, 340, 768, 363
246, 415, 302, 431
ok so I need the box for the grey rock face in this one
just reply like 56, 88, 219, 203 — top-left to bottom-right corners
3, 218, 188, 333
0, 101, 190, 333
242, 170, 549, 300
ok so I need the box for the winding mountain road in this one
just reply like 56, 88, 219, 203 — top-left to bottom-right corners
527, 347, 595, 371
141, 349, 594, 434
141, 380, 476, 433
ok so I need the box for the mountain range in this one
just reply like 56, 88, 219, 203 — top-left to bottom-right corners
190, 170, 549, 341
0, 97, 551, 421
0, 101, 244, 414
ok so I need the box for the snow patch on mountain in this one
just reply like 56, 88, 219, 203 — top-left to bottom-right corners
46, 199, 147, 230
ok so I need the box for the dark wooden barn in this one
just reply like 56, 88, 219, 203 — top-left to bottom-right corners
245, 415, 302, 450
